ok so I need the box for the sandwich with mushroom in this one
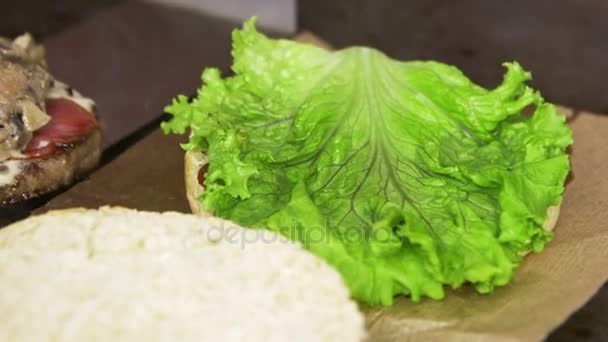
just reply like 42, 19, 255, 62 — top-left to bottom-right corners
164, 19, 572, 305
0, 34, 101, 204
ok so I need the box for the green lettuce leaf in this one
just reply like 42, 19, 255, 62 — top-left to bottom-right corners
162, 18, 572, 305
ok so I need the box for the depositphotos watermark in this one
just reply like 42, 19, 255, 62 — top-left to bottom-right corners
203, 218, 401, 250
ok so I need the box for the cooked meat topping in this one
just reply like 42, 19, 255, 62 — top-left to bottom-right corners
23, 98, 98, 158
0, 34, 52, 161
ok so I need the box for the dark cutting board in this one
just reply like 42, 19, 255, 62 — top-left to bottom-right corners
34, 128, 189, 213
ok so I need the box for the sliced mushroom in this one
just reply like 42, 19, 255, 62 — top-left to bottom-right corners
21, 100, 50, 131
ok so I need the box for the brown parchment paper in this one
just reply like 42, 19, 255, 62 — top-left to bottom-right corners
35, 33, 608, 341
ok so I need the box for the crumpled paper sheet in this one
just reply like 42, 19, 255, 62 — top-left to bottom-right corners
296, 32, 608, 342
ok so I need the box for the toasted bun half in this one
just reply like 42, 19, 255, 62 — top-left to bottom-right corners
184, 150, 208, 216
0, 207, 365, 342
185, 150, 560, 233
0, 128, 102, 205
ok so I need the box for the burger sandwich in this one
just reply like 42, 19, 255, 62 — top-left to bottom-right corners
0, 34, 101, 204
163, 19, 573, 305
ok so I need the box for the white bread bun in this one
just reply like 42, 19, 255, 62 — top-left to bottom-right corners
0, 207, 365, 342
184, 150, 560, 235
